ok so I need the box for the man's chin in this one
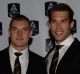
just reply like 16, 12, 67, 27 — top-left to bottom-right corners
15, 44, 24, 47
55, 38, 64, 43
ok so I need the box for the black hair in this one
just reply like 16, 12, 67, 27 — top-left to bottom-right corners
48, 3, 74, 23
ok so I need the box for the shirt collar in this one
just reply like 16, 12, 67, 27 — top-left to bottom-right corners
9, 45, 29, 58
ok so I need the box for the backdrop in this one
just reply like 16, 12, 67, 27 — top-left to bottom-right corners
0, 0, 80, 57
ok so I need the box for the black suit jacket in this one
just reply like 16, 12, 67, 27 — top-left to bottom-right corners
46, 38, 80, 74
0, 48, 47, 74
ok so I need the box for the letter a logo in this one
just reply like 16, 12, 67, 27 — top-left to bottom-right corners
45, 1, 57, 16
8, 3, 20, 18
30, 20, 39, 36
10, 4, 18, 12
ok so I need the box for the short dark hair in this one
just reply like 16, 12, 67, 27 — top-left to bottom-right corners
9, 15, 31, 29
48, 3, 74, 22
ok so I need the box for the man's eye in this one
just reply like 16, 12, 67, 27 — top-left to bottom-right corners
51, 20, 56, 23
12, 28, 17, 31
61, 20, 66, 23
23, 27, 30, 31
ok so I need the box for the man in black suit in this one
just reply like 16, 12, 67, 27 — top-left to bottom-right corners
0, 15, 46, 74
46, 3, 80, 74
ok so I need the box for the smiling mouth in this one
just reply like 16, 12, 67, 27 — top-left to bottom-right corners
56, 31, 63, 35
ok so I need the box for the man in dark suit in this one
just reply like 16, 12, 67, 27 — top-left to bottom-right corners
46, 3, 80, 74
0, 15, 46, 74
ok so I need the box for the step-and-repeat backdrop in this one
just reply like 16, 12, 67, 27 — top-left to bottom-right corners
0, 0, 80, 57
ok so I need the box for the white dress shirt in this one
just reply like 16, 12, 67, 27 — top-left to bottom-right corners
9, 45, 29, 74
47, 35, 74, 74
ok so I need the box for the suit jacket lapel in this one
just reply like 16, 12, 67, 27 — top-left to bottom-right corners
2, 47, 13, 74
26, 50, 34, 74
56, 38, 80, 73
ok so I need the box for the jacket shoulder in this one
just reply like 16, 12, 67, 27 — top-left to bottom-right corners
29, 50, 44, 60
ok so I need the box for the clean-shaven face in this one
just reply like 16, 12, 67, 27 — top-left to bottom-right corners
9, 20, 32, 51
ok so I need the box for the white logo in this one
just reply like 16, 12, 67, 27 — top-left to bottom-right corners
47, 2, 54, 10
30, 21, 36, 30
10, 4, 18, 13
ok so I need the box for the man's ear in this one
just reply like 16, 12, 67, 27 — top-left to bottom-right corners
48, 23, 51, 29
71, 20, 74, 29
29, 30, 32, 38
8, 29, 10, 37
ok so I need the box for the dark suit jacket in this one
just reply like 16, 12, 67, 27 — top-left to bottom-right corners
0, 48, 47, 74
46, 38, 80, 74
